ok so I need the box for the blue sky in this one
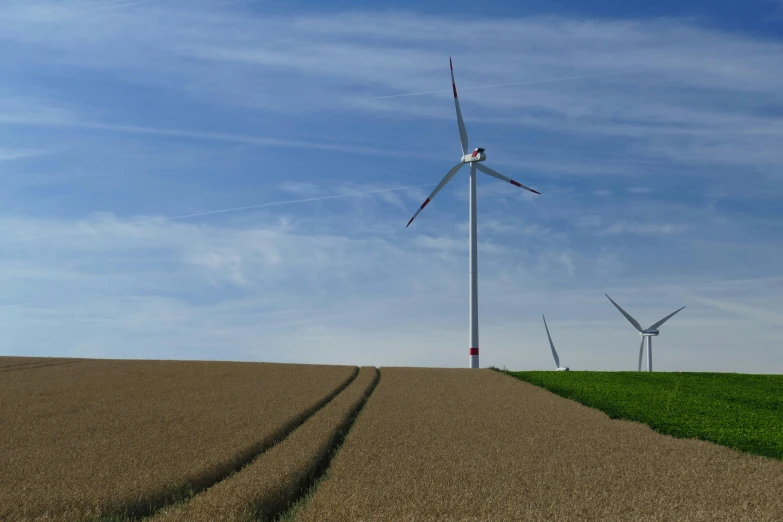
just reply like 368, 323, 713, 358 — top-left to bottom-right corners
1, 0, 782, 372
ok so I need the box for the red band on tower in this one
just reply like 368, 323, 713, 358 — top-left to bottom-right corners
469, 348, 479, 356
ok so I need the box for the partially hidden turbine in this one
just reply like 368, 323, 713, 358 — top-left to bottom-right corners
406, 58, 541, 369
605, 294, 685, 372
543, 314, 569, 371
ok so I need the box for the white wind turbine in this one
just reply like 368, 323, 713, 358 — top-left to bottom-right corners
543, 315, 569, 371
605, 294, 686, 372
406, 58, 541, 369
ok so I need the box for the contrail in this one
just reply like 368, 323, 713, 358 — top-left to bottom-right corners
373, 73, 626, 100
165, 183, 437, 221
0, 183, 436, 245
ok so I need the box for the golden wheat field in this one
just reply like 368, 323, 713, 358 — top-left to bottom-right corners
5, 359, 783, 522
0, 357, 355, 521
152, 366, 379, 522
294, 368, 783, 522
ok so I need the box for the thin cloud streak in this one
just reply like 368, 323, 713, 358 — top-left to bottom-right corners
372, 73, 629, 99
677, 292, 783, 327
166, 184, 437, 220
3, 119, 443, 160
73, 0, 158, 17
0, 184, 436, 245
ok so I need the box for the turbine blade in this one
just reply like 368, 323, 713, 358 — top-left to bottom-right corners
638, 337, 645, 372
543, 314, 560, 368
406, 161, 465, 227
475, 163, 541, 195
605, 294, 643, 332
647, 306, 686, 331
450, 57, 469, 155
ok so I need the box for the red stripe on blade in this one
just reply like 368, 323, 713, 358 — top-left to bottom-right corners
531, 189, 541, 195
510, 180, 522, 187
421, 198, 431, 209
469, 348, 479, 356
452, 84, 458, 98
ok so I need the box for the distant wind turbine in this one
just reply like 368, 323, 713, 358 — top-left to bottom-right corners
406, 58, 541, 369
605, 294, 686, 372
543, 315, 569, 371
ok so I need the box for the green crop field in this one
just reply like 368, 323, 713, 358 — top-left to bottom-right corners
508, 371, 783, 461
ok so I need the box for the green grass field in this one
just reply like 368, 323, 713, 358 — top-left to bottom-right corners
508, 371, 783, 461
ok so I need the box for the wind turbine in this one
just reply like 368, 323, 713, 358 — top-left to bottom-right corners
543, 314, 569, 371
605, 294, 685, 372
406, 57, 541, 369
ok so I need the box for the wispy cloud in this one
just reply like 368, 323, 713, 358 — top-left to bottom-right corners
2, 1, 782, 173
680, 293, 783, 326
3, 115, 439, 160
598, 221, 689, 236
0, 184, 436, 245
372, 73, 628, 99
0, 148, 48, 161
1, 207, 780, 371
575, 213, 689, 237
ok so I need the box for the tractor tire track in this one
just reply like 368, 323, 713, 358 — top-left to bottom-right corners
150, 366, 379, 522
273, 367, 380, 522
1, 361, 358, 522
127, 365, 361, 521
0, 359, 83, 373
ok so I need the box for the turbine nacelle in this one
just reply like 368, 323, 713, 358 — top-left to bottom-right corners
556, 367, 570, 371
641, 330, 660, 336
463, 148, 486, 163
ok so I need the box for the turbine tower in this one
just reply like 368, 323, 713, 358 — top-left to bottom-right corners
406, 58, 541, 369
543, 314, 569, 371
605, 294, 685, 372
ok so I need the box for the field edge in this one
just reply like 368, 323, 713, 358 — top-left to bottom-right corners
504, 369, 783, 462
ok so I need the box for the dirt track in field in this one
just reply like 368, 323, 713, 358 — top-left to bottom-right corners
0, 358, 355, 521
152, 366, 379, 522
0, 356, 65, 367
295, 368, 783, 522
0, 356, 81, 372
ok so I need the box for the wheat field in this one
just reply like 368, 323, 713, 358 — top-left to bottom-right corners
0, 357, 356, 521
6, 360, 783, 521
294, 368, 783, 521
153, 366, 379, 521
